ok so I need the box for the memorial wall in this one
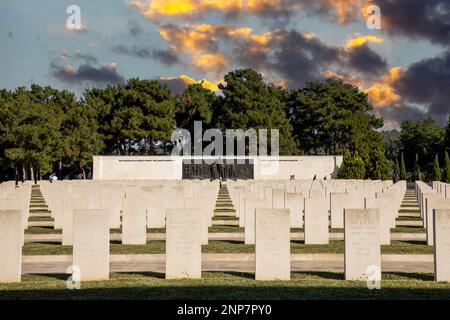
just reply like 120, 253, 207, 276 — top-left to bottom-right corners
92, 156, 342, 181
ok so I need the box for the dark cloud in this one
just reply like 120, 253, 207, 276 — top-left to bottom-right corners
394, 50, 450, 125
51, 63, 125, 86
73, 51, 98, 64
373, 0, 450, 45
156, 77, 189, 94
346, 44, 388, 76
265, 30, 341, 87
128, 20, 144, 37
231, 29, 386, 88
112, 45, 179, 65
375, 103, 428, 128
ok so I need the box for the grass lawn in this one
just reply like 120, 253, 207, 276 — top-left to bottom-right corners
25, 227, 61, 234
21, 240, 433, 255
1, 272, 449, 300
391, 226, 425, 233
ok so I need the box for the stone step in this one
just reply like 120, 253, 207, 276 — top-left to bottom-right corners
29, 212, 52, 218
401, 208, 419, 212
396, 220, 423, 227
214, 211, 237, 217
212, 220, 239, 226
27, 221, 54, 227
215, 208, 236, 213
30, 205, 48, 209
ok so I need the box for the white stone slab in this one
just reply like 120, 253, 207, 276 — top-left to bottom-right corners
0, 210, 22, 282
166, 209, 202, 279
255, 209, 290, 280
272, 189, 285, 209
73, 210, 110, 281
184, 197, 210, 245
304, 198, 329, 244
344, 209, 381, 281
122, 197, 147, 245
365, 198, 391, 245
244, 197, 269, 244
425, 197, 450, 246
434, 209, 450, 281
285, 193, 304, 228
62, 198, 86, 245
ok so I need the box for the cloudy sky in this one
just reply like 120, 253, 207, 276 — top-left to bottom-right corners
0, 0, 449, 129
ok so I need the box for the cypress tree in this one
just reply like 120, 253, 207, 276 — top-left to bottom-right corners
443, 151, 450, 183
413, 153, 421, 181
433, 154, 441, 182
400, 152, 407, 181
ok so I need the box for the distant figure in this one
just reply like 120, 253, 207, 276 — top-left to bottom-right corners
324, 176, 327, 180
49, 173, 58, 183
290, 175, 295, 181
313, 174, 317, 181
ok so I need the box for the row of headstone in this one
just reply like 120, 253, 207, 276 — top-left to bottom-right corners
39, 180, 219, 245
416, 181, 450, 246
229, 180, 403, 246
2, 186, 450, 282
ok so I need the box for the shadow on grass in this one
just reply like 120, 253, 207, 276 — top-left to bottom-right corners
219, 272, 254, 279
295, 272, 344, 280
116, 272, 165, 279
2, 286, 450, 300
30, 242, 63, 246
29, 273, 70, 281
384, 272, 434, 281
393, 240, 427, 245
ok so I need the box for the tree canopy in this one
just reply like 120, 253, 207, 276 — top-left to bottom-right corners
1, 68, 423, 182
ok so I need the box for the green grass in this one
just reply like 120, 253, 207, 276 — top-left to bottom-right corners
25, 227, 61, 234
208, 226, 244, 233
21, 240, 434, 256
392, 227, 425, 233
397, 217, 422, 221
212, 216, 238, 221
111, 228, 166, 234
28, 217, 53, 222
1, 272, 450, 300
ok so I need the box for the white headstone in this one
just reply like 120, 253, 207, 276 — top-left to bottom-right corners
147, 195, 166, 228
122, 197, 147, 245
365, 198, 391, 245
62, 197, 85, 245
304, 198, 329, 244
425, 197, 450, 246
272, 189, 285, 209
0, 210, 22, 282
284, 193, 304, 228
244, 197, 269, 244
184, 197, 210, 245
434, 209, 450, 281
344, 209, 381, 281
166, 209, 202, 279
73, 210, 110, 281
331, 193, 364, 228
255, 209, 290, 280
